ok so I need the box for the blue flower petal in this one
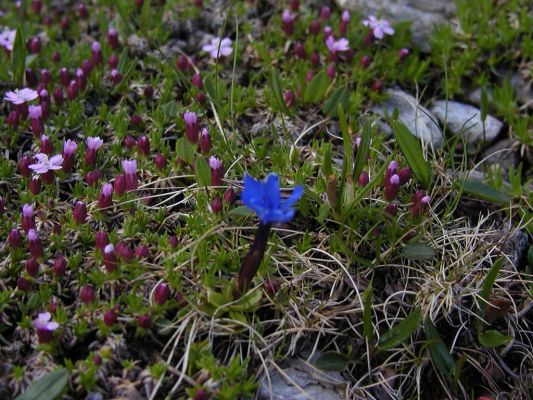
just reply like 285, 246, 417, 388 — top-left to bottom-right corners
241, 174, 263, 208
241, 173, 303, 224
282, 185, 304, 209
263, 173, 281, 208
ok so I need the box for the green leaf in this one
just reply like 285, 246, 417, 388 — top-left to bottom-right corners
362, 281, 374, 344
16, 368, 69, 400
461, 180, 511, 205
424, 318, 457, 378
392, 121, 432, 189
194, 157, 211, 188
402, 243, 436, 261
475, 257, 504, 330
353, 119, 372, 183
323, 86, 349, 117
12, 26, 26, 87
269, 67, 287, 112
304, 71, 330, 103
378, 308, 421, 350
314, 351, 350, 372
228, 288, 263, 312
175, 138, 195, 165
478, 330, 512, 348
228, 205, 254, 218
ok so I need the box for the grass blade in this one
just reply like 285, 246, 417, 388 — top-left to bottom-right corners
378, 308, 421, 350
392, 121, 432, 189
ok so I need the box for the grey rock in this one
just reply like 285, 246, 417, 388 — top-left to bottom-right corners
505, 230, 529, 268
371, 89, 443, 147
466, 88, 493, 107
335, 0, 456, 50
510, 73, 533, 109
430, 100, 503, 143
258, 358, 346, 400
481, 139, 519, 172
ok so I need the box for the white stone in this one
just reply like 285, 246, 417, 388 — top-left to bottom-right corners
430, 100, 503, 143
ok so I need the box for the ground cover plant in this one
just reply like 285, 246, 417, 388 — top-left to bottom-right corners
0, 0, 532, 399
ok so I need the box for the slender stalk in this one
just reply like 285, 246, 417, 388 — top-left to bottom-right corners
237, 223, 272, 294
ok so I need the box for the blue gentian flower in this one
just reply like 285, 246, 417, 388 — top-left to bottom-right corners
241, 173, 304, 224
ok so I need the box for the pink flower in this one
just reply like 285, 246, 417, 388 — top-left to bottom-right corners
33, 312, 59, 331
0, 28, 16, 51
341, 11, 350, 23
325, 36, 349, 53
28, 105, 42, 119
86, 136, 103, 150
122, 159, 137, 175
63, 139, 77, 155
91, 41, 101, 52
209, 156, 222, 170
183, 112, 198, 143
282, 10, 295, 24
362, 15, 394, 40
28, 153, 64, 174
4, 88, 39, 104
202, 37, 233, 59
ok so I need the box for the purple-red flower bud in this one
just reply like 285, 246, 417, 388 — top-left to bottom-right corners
155, 154, 167, 170
135, 245, 149, 259
116, 241, 134, 261
199, 128, 211, 154
73, 201, 87, 224
137, 315, 151, 329
284, 90, 295, 107
32, 0, 42, 14
137, 135, 150, 155
385, 203, 398, 215
85, 169, 102, 186
310, 52, 320, 67
40, 135, 53, 155
211, 196, 222, 213
154, 282, 170, 305
384, 174, 400, 201
97, 183, 113, 209
123, 135, 137, 150
91, 42, 103, 65
309, 20, 321, 35
53, 87, 64, 105
81, 59, 93, 75
29, 176, 41, 195
358, 170, 369, 187
52, 52, 61, 63
110, 69, 122, 85
8, 228, 23, 249
59, 68, 71, 87
108, 54, 119, 69
53, 255, 67, 277
326, 64, 336, 79
29, 37, 41, 54
107, 28, 119, 49
103, 309, 117, 326
294, 41, 306, 60
7, 110, 19, 129
169, 235, 179, 248
371, 80, 384, 93
191, 73, 203, 89
176, 55, 190, 71
103, 244, 117, 272
26, 68, 38, 87
398, 167, 411, 185
40, 69, 52, 86
26, 257, 40, 277
113, 174, 127, 196
80, 284, 96, 304
95, 231, 109, 252
17, 277, 31, 292
320, 6, 331, 20
144, 84, 154, 99
360, 55, 372, 69
183, 112, 198, 143
22, 204, 36, 233
67, 80, 79, 100
78, 2, 89, 19
28, 229, 43, 259
18, 156, 32, 177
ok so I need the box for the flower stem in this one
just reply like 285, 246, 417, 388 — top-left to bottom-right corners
237, 223, 272, 295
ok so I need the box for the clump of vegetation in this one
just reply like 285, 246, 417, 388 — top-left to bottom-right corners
0, 1, 531, 399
